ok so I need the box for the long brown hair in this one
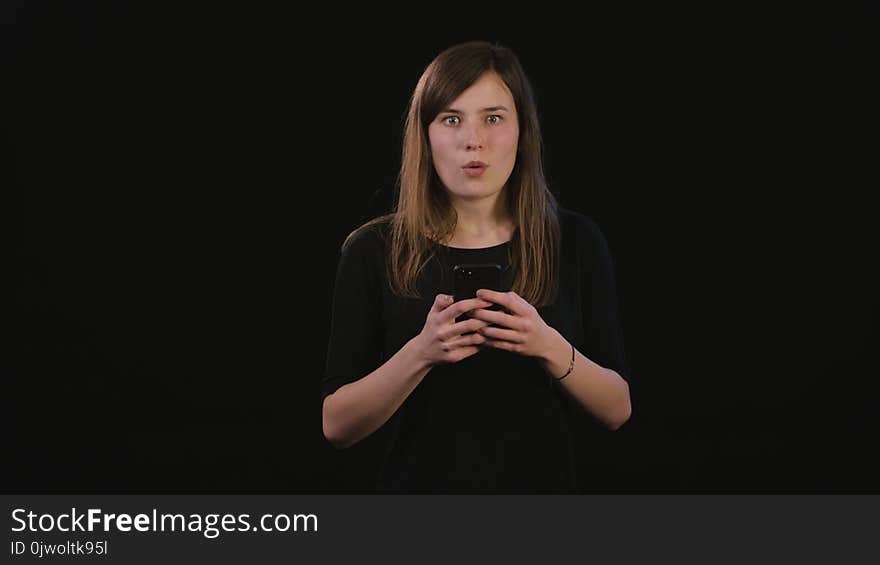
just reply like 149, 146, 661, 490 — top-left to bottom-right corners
344, 40, 561, 307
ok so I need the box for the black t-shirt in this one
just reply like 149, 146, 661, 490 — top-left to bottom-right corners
322, 207, 628, 493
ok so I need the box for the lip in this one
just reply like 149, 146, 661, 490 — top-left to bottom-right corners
463, 161, 488, 169
463, 167, 487, 177
462, 161, 489, 177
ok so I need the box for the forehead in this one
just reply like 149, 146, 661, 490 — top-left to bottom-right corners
445, 72, 515, 111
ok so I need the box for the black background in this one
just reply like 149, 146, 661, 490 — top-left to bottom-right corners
6, 3, 877, 492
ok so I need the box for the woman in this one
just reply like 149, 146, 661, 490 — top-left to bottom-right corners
321, 41, 631, 493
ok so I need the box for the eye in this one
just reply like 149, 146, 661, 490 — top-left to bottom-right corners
441, 115, 460, 125
487, 115, 503, 124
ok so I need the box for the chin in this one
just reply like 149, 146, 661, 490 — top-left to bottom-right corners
451, 181, 502, 194
450, 188, 499, 200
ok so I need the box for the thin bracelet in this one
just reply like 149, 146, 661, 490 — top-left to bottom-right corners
553, 342, 576, 382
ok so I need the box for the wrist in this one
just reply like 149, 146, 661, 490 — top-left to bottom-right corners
539, 328, 572, 377
406, 334, 434, 372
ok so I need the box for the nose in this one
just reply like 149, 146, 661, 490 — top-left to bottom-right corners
462, 122, 485, 150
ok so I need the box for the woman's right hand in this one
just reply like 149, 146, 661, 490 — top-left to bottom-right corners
414, 294, 494, 366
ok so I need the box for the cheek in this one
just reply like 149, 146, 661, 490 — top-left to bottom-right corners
495, 120, 518, 144
428, 134, 455, 167
495, 128, 519, 157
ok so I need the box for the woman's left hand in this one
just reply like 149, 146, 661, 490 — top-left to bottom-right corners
469, 289, 560, 357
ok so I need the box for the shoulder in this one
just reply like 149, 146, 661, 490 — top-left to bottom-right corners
340, 216, 392, 258
334, 218, 390, 283
557, 207, 608, 250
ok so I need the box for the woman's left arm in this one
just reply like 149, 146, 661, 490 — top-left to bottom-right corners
471, 289, 631, 430
538, 327, 631, 430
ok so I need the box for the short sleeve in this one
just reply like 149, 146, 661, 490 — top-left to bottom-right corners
575, 214, 630, 385
321, 225, 386, 403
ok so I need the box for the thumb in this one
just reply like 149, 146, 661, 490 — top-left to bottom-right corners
432, 294, 453, 311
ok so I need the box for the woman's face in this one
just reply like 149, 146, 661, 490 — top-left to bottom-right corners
427, 71, 519, 204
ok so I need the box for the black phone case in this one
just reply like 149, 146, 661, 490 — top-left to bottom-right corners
453, 263, 503, 324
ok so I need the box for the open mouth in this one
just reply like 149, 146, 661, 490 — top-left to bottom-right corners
462, 164, 488, 177
462, 161, 488, 176
463, 161, 488, 169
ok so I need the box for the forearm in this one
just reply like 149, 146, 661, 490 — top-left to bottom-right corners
322, 336, 431, 449
539, 328, 631, 430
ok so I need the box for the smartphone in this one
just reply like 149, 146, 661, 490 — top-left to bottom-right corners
453, 263, 504, 324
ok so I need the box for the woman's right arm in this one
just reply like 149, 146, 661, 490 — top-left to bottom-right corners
322, 335, 430, 449
322, 294, 492, 449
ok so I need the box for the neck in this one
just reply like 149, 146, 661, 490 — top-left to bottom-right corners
447, 192, 514, 245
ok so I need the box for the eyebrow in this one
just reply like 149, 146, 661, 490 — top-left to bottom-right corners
440, 105, 510, 114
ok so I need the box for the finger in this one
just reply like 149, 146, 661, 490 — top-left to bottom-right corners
475, 289, 527, 315
469, 307, 522, 330
432, 294, 454, 313
440, 318, 490, 341
444, 297, 494, 322
448, 345, 481, 363
477, 325, 523, 343
481, 338, 522, 353
445, 332, 486, 350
